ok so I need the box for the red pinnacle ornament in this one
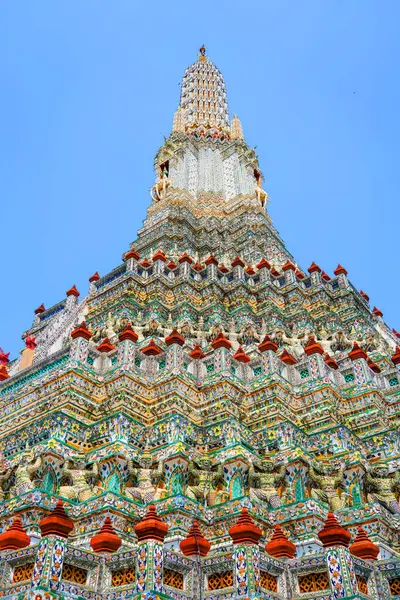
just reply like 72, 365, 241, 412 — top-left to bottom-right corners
140, 258, 152, 268
124, 247, 140, 261
245, 266, 256, 276
89, 272, 100, 283
219, 264, 230, 274
166, 260, 177, 270
258, 335, 278, 353
141, 339, 163, 356
0, 516, 30, 550
96, 338, 115, 353
229, 507, 262, 545
211, 332, 232, 350
0, 349, 10, 365
321, 271, 331, 282
348, 342, 367, 361
165, 328, 185, 346
367, 358, 381, 374
265, 524, 296, 559
152, 249, 167, 262
134, 504, 169, 543
25, 335, 37, 350
180, 520, 210, 556
90, 517, 122, 554
304, 336, 324, 356
373, 307, 383, 318
280, 349, 297, 365
71, 322, 92, 341
118, 324, 138, 343
193, 262, 204, 272
360, 290, 370, 302
66, 285, 80, 298
391, 346, 400, 365
205, 254, 218, 266
349, 525, 379, 561
334, 264, 348, 276
318, 512, 351, 548
39, 500, 74, 539
0, 365, 9, 381
256, 258, 271, 270
233, 346, 251, 363
231, 256, 245, 268
178, 252, 193, 264
189, 344, 206, 360
282, 260, 296, 272
308, 261, 321, 274
324, 353, 339, 370
34, 304, 46, 314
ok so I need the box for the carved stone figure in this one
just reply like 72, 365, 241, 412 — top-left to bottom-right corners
249, 456, 286, 507
151, 170, 171, 202
59, 454, 101, 502
363, 460, 400, 514
309, 462, 345, 510
186, 454, 226, 506
125, 451, 165, 504
0, 465, 12, 502
11, 447, 42, 497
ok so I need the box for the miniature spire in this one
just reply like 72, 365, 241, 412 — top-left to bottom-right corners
0, 516, 30, 550
258, 335, 278, 353
391, 346, 400, 365
141, 339, 163, 356
89, 272, 100, 283
318, 512, 351, 548
118, 323, 139, 343
71, 322, 92, 341
265, 524, 296, 559
233, 346, 251, 363
279, 349, 297, 365
180, 520, 211, 556
228, 507, 262, 545
90, 517, 122, 554
189, 344, 206, 359
39, 500, 74, 538
348, 341, 367, 361
304, 336, 324, 356
211, 332, 232, 349
96, 338, 116, 353
349, 525, 379, 561
134, 504, 169, 542
165, 328, 185, 346
34, 303, 46, 314
230, 115, 244, 140
66, 285, 80, 298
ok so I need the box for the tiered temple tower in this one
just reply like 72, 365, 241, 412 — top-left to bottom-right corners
0, 47, 399, 600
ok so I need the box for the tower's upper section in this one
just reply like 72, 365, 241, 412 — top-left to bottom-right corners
178, 45, 229, 135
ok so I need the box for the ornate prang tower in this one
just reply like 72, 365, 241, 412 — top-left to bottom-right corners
0, 47, 399, 600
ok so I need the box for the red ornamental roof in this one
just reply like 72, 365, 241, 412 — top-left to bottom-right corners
280, 349, 297, 365
25, 335, 37, 350
367, 358, 381, 374
258, 335, 278, 353
265, 524, 296, 559
141, 339, 163, 356
308, 261, 321, 274
180, 520, 210, 556
334, 264, 348, 276
0, 350, 10, 365
0, 365, 9, 381
391, 346, 400, 365
348, 342, 367, 361
219, 264, 229, 273
211, 332, 232, 350
296, 270, 305, 279
318, 512, 351, 548
349, 526, 379, 561
96, 338, 116, 353
152, 249, 167, 262
304, 336, 324, 356
0, 516, 30, 551
71, 322, 92, 341
245, 266, 256, 276
178, 252, 193, 264
256, 258, 271, 270
233, 346, 251, 363
205, 254, 218, 266
324, 353, 339, 370
124, 248, 140, 261
321, 271, 331, 282
165, 328, 185, 346
360, 290, 370, 302
189, 344, 206, 360
90, 517, 122, 554
40, 500, 74, 539
66, 285, 80, 298
166, 260, 177, 270
134, 504, 169, 543
228, 507, 262, 545
373, 307, 383, 318
118, 324, 138, 343
89, 272, 100, 283
282, 260, 296, 272
192, 262, 204, 272
140, 258, 152, 268
34, 303, 46, 314
231, 256, 245, 268
270, 267, 280, 277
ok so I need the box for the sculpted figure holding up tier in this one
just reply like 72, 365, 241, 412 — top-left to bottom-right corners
11, 447, 42, 497
186, 454, 226, 506
59, 454, 101, 502
363, 460, 400, 514
309, 462, 345, 511
126, 450, 165, 504
0, 465, 12, 502
249, 455, 286, 508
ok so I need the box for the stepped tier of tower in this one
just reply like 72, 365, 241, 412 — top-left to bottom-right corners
0, 47, 399, 600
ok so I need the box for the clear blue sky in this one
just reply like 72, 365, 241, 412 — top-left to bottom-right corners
1, 1, 399, 358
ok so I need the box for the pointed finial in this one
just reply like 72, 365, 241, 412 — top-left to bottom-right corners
200, 44, 206, 56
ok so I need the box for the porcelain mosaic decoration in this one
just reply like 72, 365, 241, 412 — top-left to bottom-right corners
0, 47, 399, 600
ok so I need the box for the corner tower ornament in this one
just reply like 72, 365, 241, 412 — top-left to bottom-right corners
2, 46, 400, 599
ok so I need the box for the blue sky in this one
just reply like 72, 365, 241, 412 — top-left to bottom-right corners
1, 1, 399, 358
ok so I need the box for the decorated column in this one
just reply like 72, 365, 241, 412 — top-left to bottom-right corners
134, 505, 168, 594
334, 264, 350, 289
304, 336, 326, 379
211, 332, 232, 375
231, 256, 245, 280
229, 507, 262, 598
256, 258, 271, 283
165, 328, 185, 373
282, 260, 296, 285
258, 335, 280, 376
70, 322, 92, 363
308, 261, 322, 286
117, 323, 138, 368
348, 342, 373, 385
